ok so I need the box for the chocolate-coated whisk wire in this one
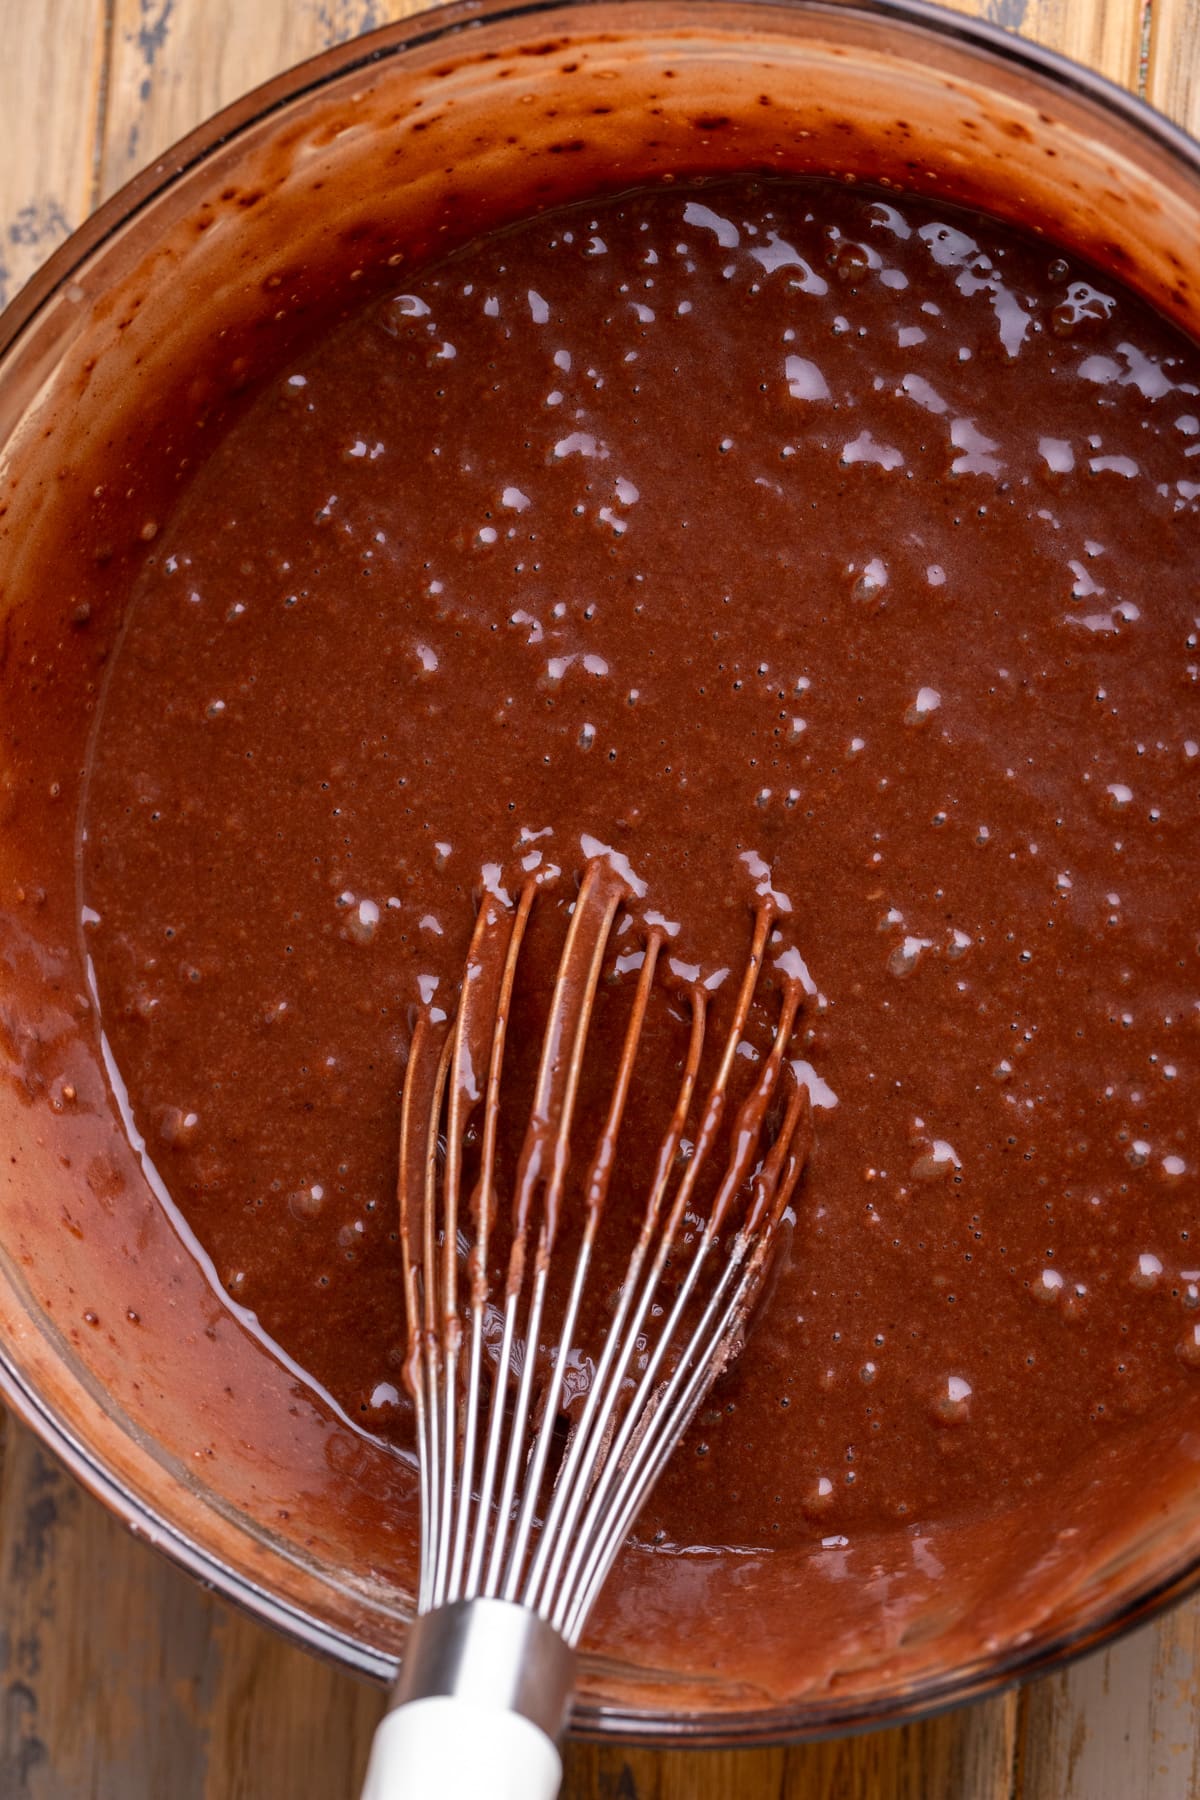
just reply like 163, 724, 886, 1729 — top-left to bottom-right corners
397, 860, 812, 1645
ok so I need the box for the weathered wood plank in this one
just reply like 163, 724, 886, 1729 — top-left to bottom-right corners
1015, 1606, 1200, 1800
0, 0, 107, 307
98, 0, 428, 202
0, 0, 1197, 1796
0, 1420, 212, 1799
783, 1689, 1021, 1800
1146, 0, 1200, 134
563, 1689, 1019, 1800
199, 1608, 383, 1800
935, 0, 1144, 90
0, 1420, 385, 1800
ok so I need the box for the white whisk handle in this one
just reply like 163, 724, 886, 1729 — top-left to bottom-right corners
363, 1696, 562, 1800
361, 1597, 576, 1800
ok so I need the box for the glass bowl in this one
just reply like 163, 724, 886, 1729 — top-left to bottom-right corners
1, 0, 1199, 1745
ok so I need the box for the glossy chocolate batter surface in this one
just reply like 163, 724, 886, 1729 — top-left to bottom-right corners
81, 176, 1200, 1567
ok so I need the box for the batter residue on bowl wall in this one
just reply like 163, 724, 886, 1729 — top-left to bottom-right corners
76, 173, 1200, 1676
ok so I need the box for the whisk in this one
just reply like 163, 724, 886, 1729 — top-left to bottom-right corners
363, 856, 812, 1800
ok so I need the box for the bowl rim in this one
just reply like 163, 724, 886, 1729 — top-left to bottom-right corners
3, 0, 1200, 1745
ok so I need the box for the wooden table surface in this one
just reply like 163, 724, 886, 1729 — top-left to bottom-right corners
1, 0, 1199, 1794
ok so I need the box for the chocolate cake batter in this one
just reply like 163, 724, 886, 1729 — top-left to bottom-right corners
80, 174, 1199, 1567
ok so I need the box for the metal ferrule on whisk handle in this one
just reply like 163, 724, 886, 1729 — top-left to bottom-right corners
363, 1598, 575, 1800
364, 859, 813, 1800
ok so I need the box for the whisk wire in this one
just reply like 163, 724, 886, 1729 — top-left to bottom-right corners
460, 885, 537, 1602
562, 1069, 812, 1638
427, 1029, 457, 1608
496, 864, 629, 1598
484, 1262, 549, 1597
400, 861, 814, 1650
396, 1013, 435, 1613
543, 903, 778, 1624
444, 892, 526, 1602
521, 930, 667, 1614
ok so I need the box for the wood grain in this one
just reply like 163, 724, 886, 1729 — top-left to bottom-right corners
1016, 1612, 1200, 1800
0, 0, 108, 308
934, 0, 1147, 89
98, 0, 426, 201
1147, 0, 1200, 133
563, 1690, 1021, 1800
0, 1420, 385, 1800
2, 0, 1200, 1795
